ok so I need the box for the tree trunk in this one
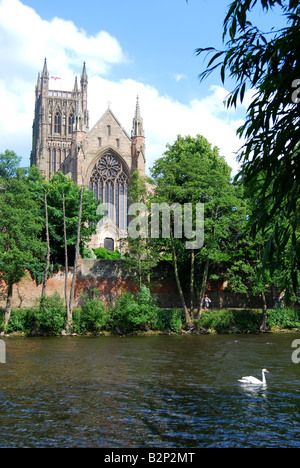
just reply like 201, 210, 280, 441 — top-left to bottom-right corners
270, 283, 276, 308
190, 249, 195, 317
260, 291, 268, 332
41, 186, 50, 299
170, 231, 191, 326
138, 253, 142, 290
189, 195, 195, 317
4, 282, 13, 330
197, 257, 210, 320
63, 192, 72, 333
69, 185, 84, 315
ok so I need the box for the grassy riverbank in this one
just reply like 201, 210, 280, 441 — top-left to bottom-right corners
1, 289, 299, 336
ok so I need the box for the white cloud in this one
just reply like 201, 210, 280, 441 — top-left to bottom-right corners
88, 78, 243, 176
0, 0, 126, 79
0, 0, 243, 176
0, 0, 127, 161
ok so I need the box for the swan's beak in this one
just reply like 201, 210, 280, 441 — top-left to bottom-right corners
265, 370, 269, 373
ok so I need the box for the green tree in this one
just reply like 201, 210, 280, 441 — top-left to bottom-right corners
196, 0, 300, 290
151, 135, 243, 325
0, 150, 21, 179
28, 171, 102, 331
227, 186, 300, 329
126, 169, 159, 288
0, 168, 45, 330
27, 171, 101, 268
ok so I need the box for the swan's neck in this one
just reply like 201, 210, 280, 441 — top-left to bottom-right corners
262, 371, 266, 384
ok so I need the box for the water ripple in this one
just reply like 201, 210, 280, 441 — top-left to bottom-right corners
0, 334, 299, 448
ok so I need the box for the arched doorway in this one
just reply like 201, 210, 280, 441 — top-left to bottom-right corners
104, 238, 114, 252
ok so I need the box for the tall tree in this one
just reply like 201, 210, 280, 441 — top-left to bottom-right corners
62, 191, 71, 331
0, 150, 21, 179
41, 185, 50, 299
227, 182, 299, 329
151, 135, 243, 324
69, 183, 84, 317
0, 169, 45, 330
27, 169, 102, 331
126, 169, 159, 289
27, 171, 101, 268
195, 0, 300, 290
42, 173, 101, 329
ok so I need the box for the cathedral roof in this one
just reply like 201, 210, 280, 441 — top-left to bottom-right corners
89, 107, 131, 141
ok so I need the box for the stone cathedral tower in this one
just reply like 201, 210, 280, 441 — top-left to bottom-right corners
31, 59, 146, 250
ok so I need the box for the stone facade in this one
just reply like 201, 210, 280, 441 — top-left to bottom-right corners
31, 59, 146, 250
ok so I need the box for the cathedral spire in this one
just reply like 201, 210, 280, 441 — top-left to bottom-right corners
36, 73, 41, 93
80, 62, 88, 127
132, 95, 144, 137
41, 58, 49, 90
135, 95, 141, 119
73, 76, 78, 93
81, 62, 88, 84
42, 58, 49, 78
131, 96, 146, 174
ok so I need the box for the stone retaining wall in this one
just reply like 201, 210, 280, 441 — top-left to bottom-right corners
0, 259, 272, 310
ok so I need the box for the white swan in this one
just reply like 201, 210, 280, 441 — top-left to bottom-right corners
238, 368, 269, 385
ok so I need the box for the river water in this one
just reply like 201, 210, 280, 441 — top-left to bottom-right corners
0, 333, 299, 448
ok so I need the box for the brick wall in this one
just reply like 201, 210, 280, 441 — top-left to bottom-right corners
0, 259, 271, 310
0, 259, 181, 310
0, 271, 73, 310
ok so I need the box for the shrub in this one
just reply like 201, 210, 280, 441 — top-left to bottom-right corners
196, 308, 300, 333
36, 292, 66, 335
81, 246, 95, 259
111, 292, 143, 334
231, 309, 261, 333
195, 310, 215, 331
93, 247, 121, 260
76, 299, 110, 333
267, 308, 300, 330
155, 308, 183, 332
210, 309, 234, 334
2, 308, 26, 333
196, 309, 261, 334
111, 286, 161, 334
5, 308, 37, 334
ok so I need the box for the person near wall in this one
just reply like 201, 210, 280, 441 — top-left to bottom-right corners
204, 294, 211, 310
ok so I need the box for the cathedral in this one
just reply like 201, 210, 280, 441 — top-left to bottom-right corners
31, 59, 146, 251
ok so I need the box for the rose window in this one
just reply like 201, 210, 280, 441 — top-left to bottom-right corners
98, 155, 121, 180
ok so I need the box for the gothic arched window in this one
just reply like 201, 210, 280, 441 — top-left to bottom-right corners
51, 148, 56, 173
54, 112, 61, 134
68, 114, 74, 134
89, 152, 129, 231
48, 112, 52, 133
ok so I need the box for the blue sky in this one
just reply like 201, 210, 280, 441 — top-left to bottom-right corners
22, 0, 228, 100
0, 0, 286, 175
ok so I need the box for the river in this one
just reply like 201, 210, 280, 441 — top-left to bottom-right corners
0, 333, 299, 448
